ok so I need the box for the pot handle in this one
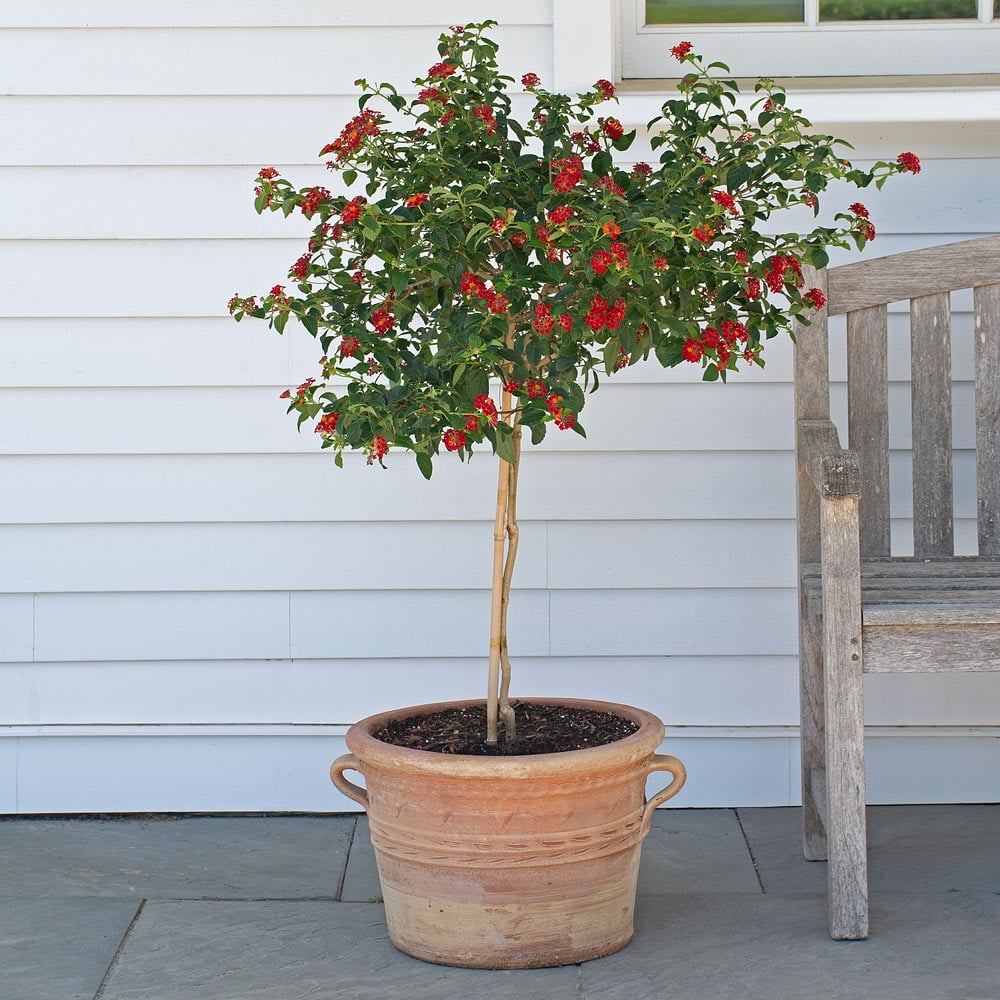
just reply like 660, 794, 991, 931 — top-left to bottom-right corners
641, 753, 687, 836
330, 753, 368, 809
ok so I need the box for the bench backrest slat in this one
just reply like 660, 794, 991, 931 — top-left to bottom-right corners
975, 283, 1000, 556
847, 305, 891, 558
909, 292, 955, 557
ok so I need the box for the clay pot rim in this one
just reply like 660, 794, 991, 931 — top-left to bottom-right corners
345, 696, 665, 777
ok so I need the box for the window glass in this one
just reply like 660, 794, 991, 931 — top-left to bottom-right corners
819, 0, 976, 19
646, 0, 803, 25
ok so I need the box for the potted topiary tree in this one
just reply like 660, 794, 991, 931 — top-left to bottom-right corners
229, 22, 917, 969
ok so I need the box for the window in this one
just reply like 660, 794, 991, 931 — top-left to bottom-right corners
622, 0, 1000, 78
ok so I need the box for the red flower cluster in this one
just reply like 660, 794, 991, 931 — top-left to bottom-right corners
340, 336, 361, 358
545, 393, 577, 430
671, 41, 693, 59
682, 339, 703, 362
849, 202, 869, 218
320, 110, 383, 163
473, 394, 498, 426
440, 109, 456, 127
584, 295, 625, 332
653, 257, 669, 270
631, 162, 652, 179
610, 241, 628, 268
525, 379, 548, 399
368, 435, 388, 464
522, 72, 541, 89
459, 271, 507, 313
746, 277, 762, 300
405, 193, 429, 207
472, 104, 497, 135
734, 250, 749, 265
258, 167, 279, 181
341, 196, 366, 225
300, 186, 330, 217
533, 302, 555, 335
315, 412, 340, 435
803, 287, 826, 310
427, 62, 456, 79
595, 175, 625, 198
719, 320, 749, 344
601, 118, 625, 140
417, 87, 445, 104
443, 428, 466, 451
603, 220, 621, 237
591, 250, 613, 275
595, 79, 616, 101
548, 205, 574, 225
552, 156, 584, 193
711, 190, 738, 215
371, 307, 395, 333
289, 254, 311, 280
510, 231, 528, 248
558, 313, 573, 331
897, 152, 921, 174
692, 224, 715, 244
491, 217, 507, 232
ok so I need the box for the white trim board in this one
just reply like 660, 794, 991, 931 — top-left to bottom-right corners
1, 725, 997, 813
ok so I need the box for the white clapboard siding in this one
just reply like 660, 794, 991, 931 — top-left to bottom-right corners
5, 162, 997, 240
0, 27, 551, 96
0, 1, 553, 29
0, 314, 981, 387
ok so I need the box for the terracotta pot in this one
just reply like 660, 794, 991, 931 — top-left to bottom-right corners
330, 697, 686, 969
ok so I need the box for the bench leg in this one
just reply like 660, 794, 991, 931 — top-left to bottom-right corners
799, 609, 827, 861
821, 497, 869, 940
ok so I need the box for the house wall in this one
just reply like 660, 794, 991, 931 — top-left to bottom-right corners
1, 0, 998, 812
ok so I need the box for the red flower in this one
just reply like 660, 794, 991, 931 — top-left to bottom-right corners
440, 109, 456, 127
289, 254, 311, 280
417, 87, 445, 104
603, 220, 621, 237
279, 389, 291, 399
607, 299, 626, 330
734, 250, 749, 265
320, 110, 383, 163
584, 295, 609, 332
522, 72, 541, 89
711, 190, 738, 215
258, 166, 279, 180
548, 205, 574, 225
351, 270, 364, 285
720, 320, 748, 344
405, 193, 428, 207
546, 393, 564, 415
701, 327, 721, 349
533, 302, 555, 335
717, 344, 732, 366
610, 241, 629, 267
487, 292, 509, 315
631, 162, 652, 178
897, 152, 921, 174
340, 337, 361, 358
300, 186, 331, 217
601, 117, 625, 140
552, 155, 584, 193
849, 202, 870, 218
692, 224, 714, 244
525, 378, 547, 399
427, 62, 456, 79
464, 416, 479, 432
554, 412, 576, 430
558, 313, 573, 331
492, 217, 507, 232
472, 105, 497, 135
765, 268, 785, 293
682, 339, 704, 362
510, 231, 528, 248
860, 220, 876, 241
473, 394, 499, 426
460, 272, 487, 298
671, 41, 693, 59
746, 277, 762, 300
371, 307, 395, 333
803, 287, 826, 310
595, 79, 616, 101
653, 257, 669, 270
503, 381, 521, 395
595, 175, 625, 197
368, 435, 388, 464
315, 412, 340, 435
341, 196, 366, 225
591, 250, 613, 274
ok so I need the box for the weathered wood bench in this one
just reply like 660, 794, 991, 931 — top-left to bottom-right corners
793, 235, 1000, 940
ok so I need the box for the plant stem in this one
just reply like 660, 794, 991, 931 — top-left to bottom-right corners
485, 395, 511, 745
498, 411, 522, 743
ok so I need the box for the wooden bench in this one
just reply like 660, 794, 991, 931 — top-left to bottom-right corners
793, 235, 1000, 940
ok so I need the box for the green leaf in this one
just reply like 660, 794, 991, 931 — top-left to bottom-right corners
530, 422, 547, 445
807, 247, 830, 269
494, 423, 517, 465
702, 365, 720, 382
300, 314, 318, 336
611, 130, 636, 152
343, 169, 358, 187
416, 451, 433, 480
592, 150, 612, 176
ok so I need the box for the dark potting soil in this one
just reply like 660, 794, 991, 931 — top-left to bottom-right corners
372, 702, 639, 756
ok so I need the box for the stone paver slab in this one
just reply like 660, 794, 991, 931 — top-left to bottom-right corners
581, 891, 1000, 1000
0, 897, 140, 1000
738, 804, 1000, 895
339, 816, 381, 902
100, 900, 582, 1000
638, 808, 761, 894
0, 815, 355, 899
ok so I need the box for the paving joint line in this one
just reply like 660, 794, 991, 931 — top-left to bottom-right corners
93, 898, 146, 1000
336, 814, 359, 902
734, 808, 766, 894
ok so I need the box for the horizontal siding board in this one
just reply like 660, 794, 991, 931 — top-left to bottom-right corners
0, 27, 552, 96
0, 655, 799, 727
0, 314, 983, 387
0, 596, 34, 662
31, 592, 291, 663
0, 1, 553, 28
1, 237, 982, 318
5, 164, 998, 240
289, 590, 550, 659
0, 452, 799, 523
550, 588, 797, 656
0, 382, 978, 454
0, 451, 981, 523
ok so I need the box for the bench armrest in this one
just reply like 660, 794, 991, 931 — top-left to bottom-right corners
797, 419, 861, 500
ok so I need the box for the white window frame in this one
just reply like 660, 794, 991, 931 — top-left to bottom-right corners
552, 0, 1000, 125
620, 0, 1000, 78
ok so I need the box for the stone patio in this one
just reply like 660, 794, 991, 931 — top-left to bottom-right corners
1, 806, 997, 1000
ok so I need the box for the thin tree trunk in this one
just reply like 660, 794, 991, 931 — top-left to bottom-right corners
498, 415, 522, 742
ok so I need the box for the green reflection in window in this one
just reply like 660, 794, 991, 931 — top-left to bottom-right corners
819, 0, 975, 18
646, 0, 803, 24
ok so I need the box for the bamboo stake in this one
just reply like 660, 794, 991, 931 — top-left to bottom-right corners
485, 383, 514, 745
498, 412, 522, 742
